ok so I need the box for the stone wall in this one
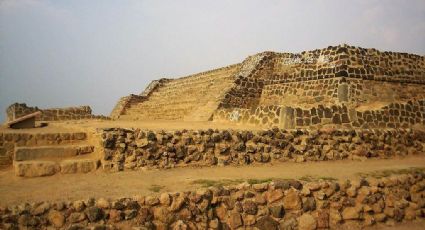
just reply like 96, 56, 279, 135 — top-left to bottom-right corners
260, 78, 341, 108
214, 98, 425, 129
6, 103, 39, 122
219, 52, 272, 109
345, 46, 425, 84
0, 132, 88, 167
1, 171, 425, 229
214, 106, 281, 128
100, 128, 425, 171
6, 103, 109, 122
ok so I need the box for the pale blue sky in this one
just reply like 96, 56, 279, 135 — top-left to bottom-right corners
1, 0, 424, 122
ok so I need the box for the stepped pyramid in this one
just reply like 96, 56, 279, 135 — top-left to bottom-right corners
111, 44, 425, 129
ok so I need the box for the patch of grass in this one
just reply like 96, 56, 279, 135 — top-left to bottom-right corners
246, 178, 275, 185
318, 176, 337, 181
357, 167, 425, 179
193, 178, 292, 187
148, 184, 165, 193
299, 175, 314, 182
191, 179, 244, 188
298, 175, 337, 182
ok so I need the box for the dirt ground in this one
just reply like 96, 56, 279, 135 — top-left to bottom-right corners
1, 156, 424, 206
0, 119, 263, 134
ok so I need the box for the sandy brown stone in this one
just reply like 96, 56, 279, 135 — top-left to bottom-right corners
283, 189, 301, 210
47, 210, 65, 227
298, 213, 317, 230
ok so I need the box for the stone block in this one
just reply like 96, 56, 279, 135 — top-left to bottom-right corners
14, 161, 59, 177
14, 145, 94, 161
60, 159, 99, 174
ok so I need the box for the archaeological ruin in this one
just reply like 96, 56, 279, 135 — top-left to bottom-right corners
1, 44, 425, 230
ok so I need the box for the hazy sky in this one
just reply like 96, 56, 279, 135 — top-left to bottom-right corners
1, 0, 424, 122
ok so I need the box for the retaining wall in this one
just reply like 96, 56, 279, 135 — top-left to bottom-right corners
0, 132, 88, 167
100, 128, 425, 171
6, 103, 109, 122
1, 172, 424, 229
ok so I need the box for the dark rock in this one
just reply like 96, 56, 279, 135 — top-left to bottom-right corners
255, 216, 279, 230
269, 205, 284, 218
302, 197, 316, 212
86, 207, 103, 222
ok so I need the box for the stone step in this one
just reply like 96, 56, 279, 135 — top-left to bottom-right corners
14, 145, 94, 162
122, 68, 237, 121
14, 159, 99, 177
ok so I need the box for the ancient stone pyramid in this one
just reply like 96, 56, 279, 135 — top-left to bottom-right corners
111, 44, 425, 129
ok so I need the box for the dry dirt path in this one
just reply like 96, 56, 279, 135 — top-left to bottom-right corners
1, 156, 425, 206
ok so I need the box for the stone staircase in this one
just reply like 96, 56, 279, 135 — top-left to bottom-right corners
121, 65, 240, 121
12, 132, 100, 177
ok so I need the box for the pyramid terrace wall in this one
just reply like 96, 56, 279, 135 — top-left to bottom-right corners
213, 45, 425, 129
219, 45, 425, 110
213, 99, 425, 129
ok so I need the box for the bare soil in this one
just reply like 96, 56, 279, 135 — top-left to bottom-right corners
0, 120, 264, 134
1, 156, 424, 206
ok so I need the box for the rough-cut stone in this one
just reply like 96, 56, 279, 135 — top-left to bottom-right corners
242, 200, 257, 215
32, 202, 50, 215
255, 216, 279, 230
159, 193, 171, 206
96, 198, 110, 209
269, 205, 284, 218
265, 189, 284, 203
73, 200, 86, 212
69, 212, 86, 223
316, 209, 329, 228
60, 159, 98, 174
342, 206, 361, 220
169, 195, 186, 211
227, 212, 243, 229
145, 196, 160, 206
14, 161, 59, 177
86, 207, 103, 222
283, 189, 302, 210
298, 213, 317, 230
47, 210, 65, 228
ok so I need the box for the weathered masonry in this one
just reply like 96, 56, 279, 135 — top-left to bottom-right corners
113, 45, 425, 129
6, 103, 109, 122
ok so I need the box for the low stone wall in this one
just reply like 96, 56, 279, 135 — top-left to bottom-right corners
100, 128, 425, 171
0, 132, 88, 167
6, 103, 109, 122
1, 172, 424, 229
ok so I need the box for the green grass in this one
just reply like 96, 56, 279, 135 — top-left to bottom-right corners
246, 178, 275, 184
191, 178, 287, 188
357, 167, 425, 179
191, 179, 245, 188
318, 176, 337, 181
298, 175, 337, 182
299, 175, 314, 182
148, 184, 165, 193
